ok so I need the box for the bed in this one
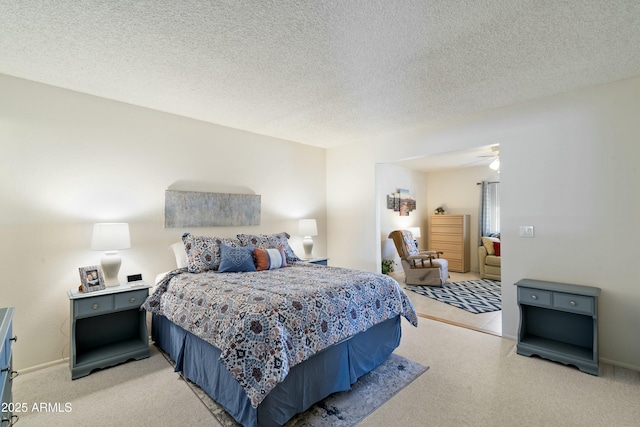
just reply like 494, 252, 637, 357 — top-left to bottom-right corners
142, 233, 418, 427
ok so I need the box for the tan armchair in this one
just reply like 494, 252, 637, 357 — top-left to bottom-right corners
479, 236, 501, 280
388, 230, 449, 286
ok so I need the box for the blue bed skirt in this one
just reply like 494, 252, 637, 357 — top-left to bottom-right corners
152, 314, 402, 427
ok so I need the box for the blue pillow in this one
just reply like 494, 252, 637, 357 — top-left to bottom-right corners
218, 244, 256, 273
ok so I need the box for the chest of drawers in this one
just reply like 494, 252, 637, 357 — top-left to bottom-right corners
516, 279, 600, 375
428, 214, 470, 272
1, 307, 17, 426
68, 283, 151, 379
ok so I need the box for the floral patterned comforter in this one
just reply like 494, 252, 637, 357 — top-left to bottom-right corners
142, 262, 418, 407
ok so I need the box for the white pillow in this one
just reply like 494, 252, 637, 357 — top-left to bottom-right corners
155, 272, 169, 285
481, 237, 499, 256
169, 242, 189, 268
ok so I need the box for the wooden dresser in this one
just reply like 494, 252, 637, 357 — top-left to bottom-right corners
428, 214, 470, 273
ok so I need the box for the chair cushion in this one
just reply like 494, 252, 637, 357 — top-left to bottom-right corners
486, 255, 501, 267
399, 230, 420, 256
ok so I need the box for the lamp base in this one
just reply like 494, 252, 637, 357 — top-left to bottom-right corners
101, 251, 122, 287
302, 236, 314, 260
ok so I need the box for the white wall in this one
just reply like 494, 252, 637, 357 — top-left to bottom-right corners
376, 164, 429, 271
4, 71, 639, 371
0, 74, 327, 370
424, 166, 500, 273
327, 76, 640, 370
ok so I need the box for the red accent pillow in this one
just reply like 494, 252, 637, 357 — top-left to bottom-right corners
493, 241, 501, 256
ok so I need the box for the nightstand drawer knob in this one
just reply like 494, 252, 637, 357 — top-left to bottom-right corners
2, 414, 19, 426
130, 297, 136, 303
92, 303, 99, 310
570, 301, 577, 306
531, 295, 538, 300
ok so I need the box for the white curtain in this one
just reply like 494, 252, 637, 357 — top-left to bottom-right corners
479, 181, 500, 243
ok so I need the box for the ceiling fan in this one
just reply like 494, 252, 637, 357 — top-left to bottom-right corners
461, 145, 500, 170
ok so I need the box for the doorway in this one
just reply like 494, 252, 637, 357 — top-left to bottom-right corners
377, 146, 502, 336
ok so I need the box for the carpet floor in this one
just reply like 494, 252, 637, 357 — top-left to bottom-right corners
168, 350, 428, 426
408, 279, 501, 314
12, 317, 640, 426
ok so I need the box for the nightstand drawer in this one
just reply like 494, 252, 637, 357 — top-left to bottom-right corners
518, 287, 552, 307
75, 295, 114, 318
553, 292, 594, 315
115, 290, 147, 310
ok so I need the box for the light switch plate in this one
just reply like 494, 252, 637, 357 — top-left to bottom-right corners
519, 226, 534, 237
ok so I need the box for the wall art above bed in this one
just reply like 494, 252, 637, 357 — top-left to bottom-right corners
164, 189, 261, 227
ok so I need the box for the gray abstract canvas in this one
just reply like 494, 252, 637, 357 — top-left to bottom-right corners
165, 190, 261, 227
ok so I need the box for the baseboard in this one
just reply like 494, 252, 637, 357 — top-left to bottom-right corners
600, 357, 640, 373
19, 357, 68, 374
417, 312, 502, 337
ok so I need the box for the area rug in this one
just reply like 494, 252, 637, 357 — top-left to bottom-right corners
164, 351, 428, 426
409, 279, 501, 314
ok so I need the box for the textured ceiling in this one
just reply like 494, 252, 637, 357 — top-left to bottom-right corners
2, 1, 640, 149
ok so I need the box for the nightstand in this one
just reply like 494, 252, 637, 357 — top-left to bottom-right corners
305, 257, 328, 266
68, 282, 151, 379
1, 307, 17, 426
516, 278, 600, 375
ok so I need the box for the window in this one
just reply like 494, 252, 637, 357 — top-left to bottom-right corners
481, 181, 500, 237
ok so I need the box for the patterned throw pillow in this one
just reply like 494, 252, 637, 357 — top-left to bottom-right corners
237, 232, 300, 263
218, 244, 256, 273
254, 246, 288, 271
182, 233, 242, 273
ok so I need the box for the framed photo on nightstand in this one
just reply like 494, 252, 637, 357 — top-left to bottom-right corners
79, 265, 105, 293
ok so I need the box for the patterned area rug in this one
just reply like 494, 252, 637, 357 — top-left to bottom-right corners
409, 279, 502, 314
164, 351, 428, 426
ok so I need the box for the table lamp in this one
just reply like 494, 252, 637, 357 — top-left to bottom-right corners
91, 223, 131, 287
298, 219, 318, 260
408, 227, 421, 248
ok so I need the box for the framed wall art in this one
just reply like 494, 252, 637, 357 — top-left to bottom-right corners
386, 188, 416, 216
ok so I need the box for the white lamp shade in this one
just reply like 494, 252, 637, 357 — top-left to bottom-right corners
407, 227, 421, 238
91, 223, 131, 251
298, 219, 318, 237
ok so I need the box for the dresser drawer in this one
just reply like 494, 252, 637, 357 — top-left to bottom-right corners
439, 250, 461, 261
429, 241, 460, 252
431, 226, 462, 235
518, 287, 552, 307
75, 295, 114, 318
553, 292, 594, 315
1, 365, 10, 414
115, 290, 148, 310
0, 309, 13, 371
430, 216, 463, 226
447, 260, 463, 271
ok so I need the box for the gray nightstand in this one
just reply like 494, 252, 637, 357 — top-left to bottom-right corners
1, 307, 17, 426
516, 278, 600, 375
68, 282, 151, 379
305, 257, 328, 266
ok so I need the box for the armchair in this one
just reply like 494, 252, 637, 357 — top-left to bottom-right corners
388, 230, 449, 286
478, 236, 501, 280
